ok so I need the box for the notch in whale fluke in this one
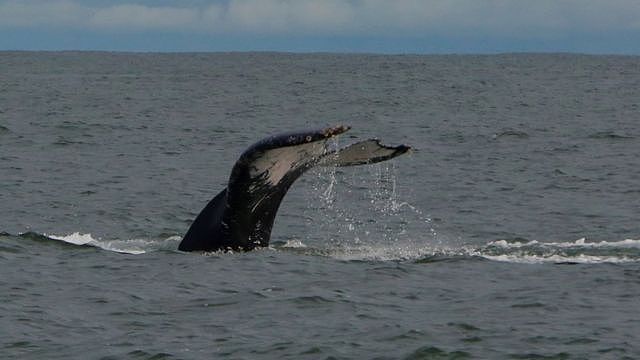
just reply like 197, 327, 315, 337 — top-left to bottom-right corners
178, 125, 411, 252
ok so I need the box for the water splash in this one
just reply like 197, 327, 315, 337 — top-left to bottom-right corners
304, 161, 440, 253
298, 159, 640, 264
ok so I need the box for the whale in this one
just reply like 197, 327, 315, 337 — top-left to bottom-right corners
178, 125, 410, 252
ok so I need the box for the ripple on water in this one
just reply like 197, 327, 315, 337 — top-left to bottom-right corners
403, 346, 471, 360
124, 350, 174, 359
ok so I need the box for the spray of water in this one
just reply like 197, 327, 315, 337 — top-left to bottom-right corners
299, 156, 442, 261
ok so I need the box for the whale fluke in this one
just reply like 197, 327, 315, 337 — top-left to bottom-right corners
320, 139, 411, 167
178, 125, 410, 252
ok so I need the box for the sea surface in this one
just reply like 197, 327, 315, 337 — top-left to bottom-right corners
1, 52, 640, 359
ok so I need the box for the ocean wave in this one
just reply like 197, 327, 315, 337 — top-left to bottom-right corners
474, 238, 640, 264
487, 238, 640, 249
275, 239, 475, 263
2, 232, 181, 255
282, 237, 640, 264
46, 232, 147, 254
2, 231, 638, 264
478, 253, 637, 264
587, 131, 634, 140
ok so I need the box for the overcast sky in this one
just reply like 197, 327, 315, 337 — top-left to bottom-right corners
2, 0, 640, 53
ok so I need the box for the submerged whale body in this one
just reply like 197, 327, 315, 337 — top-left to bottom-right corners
178, 125, 410, 252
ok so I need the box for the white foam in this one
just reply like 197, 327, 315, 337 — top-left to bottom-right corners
281, 239, 307, 248
322, 237, 640, 263
324, 244, 451, 262
47, 232, 181, 254
487, 238, 640, 249
41, 231, 640, 264
478, 237, 640, 264
49, 232, 97, 246
481, 254, 637, 264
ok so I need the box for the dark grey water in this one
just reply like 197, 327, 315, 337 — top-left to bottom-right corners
1, 52, 640, 359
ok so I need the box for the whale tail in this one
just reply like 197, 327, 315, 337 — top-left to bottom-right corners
320, 139, 411, 167
179, 125, 410, 252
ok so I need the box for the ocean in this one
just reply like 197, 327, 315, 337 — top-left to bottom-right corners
1, 52, 639, 359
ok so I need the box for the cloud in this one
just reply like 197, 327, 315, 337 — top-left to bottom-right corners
0, 0, 87, 27
90, 4, 200, 30
1, 0, 640, 36
223, 0, 355, 33
0, 1, 205, 30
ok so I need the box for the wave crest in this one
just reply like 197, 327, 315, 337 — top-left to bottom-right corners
46, 232, 180, 254
476, 238, 640, 264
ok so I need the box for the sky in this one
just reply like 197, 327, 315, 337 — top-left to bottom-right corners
2, 0, 640, 54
